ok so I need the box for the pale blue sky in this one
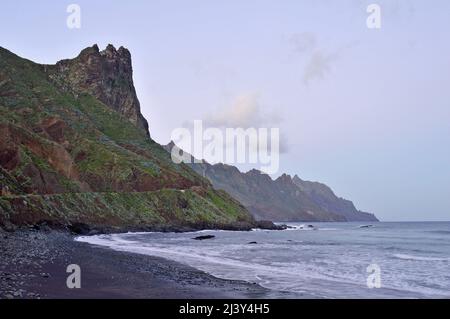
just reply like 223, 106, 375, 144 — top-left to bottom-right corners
1, 0, 449, 221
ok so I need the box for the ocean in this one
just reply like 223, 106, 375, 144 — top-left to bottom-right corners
76, 222, 450, 298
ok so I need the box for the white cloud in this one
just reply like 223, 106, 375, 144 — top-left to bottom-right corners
204, 93, 281, 128
203, 93, 289, 154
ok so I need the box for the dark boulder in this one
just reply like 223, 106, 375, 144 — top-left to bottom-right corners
0, 220, 17, 232
68, 223, 92, 235
255, 220, 287, 230
192, 235, 215, 240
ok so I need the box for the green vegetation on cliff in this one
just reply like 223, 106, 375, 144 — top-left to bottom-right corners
0, 45, 258, 231
0, 188, 254, 232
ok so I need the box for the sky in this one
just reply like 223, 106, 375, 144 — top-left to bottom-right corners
1, 0, 449, 221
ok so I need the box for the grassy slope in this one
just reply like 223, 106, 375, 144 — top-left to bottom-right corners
0, 189, 253, 231
0, 47, 254, 230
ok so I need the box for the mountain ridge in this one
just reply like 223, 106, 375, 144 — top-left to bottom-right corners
164, 142, 378, 222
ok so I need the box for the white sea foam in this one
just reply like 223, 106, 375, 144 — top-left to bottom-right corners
285, 224, 318, 231
393, 254, 450, 262
75, 222, 450, 298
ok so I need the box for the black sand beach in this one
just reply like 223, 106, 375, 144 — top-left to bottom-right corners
0, 229, 275, 299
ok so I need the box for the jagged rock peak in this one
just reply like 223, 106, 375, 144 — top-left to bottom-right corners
47, 44, 150, 136
76, 44, 130, 59
76, 44, 99, 58
101, 44, 131, 59
277, 173, 293, 182
245, 169, 263, 176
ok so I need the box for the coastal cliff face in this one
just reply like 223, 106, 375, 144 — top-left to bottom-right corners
164, 142, 378, 222
291, 175, 377, 222
0, 45, 259, 232
46, 44, 149, 135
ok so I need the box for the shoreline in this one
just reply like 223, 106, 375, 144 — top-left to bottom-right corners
0, 229, 298, 299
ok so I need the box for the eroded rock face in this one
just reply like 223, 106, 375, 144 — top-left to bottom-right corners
0, 122, 88, 194
0, 125, 21, 171
40, 117, 68, 145
0, 147, 20, 171
46, 44, 149, 135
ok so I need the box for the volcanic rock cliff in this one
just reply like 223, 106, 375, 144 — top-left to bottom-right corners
46, 44, 149, 135
0, 45, 264, 232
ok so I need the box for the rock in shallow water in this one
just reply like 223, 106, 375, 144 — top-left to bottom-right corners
192, 235, 215, 240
